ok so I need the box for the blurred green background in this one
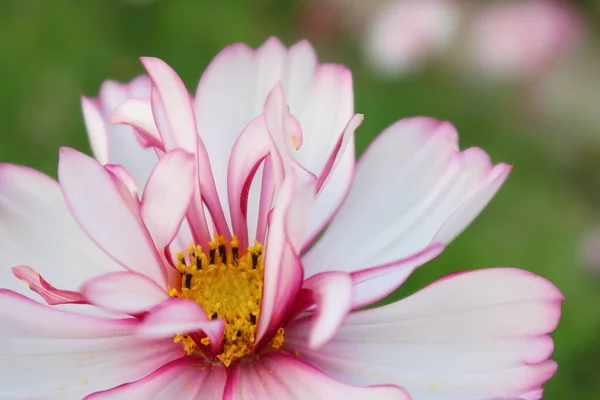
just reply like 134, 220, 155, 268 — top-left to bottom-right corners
2, 1, 600, 398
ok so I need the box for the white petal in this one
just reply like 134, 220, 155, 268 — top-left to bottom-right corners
137, 298, 224, 354
304, 113, 362, 247
194, 38, 355, 235
0, 164, 122, 297
302, 271, 354, 349
285, 268, 563, 400
58, 148, 166, 286
92, 78, 158, 193
224, 352, 408, 400
0, 290, 180, 399
86, 358, 227, 399
350, 244, 444, 309
304, 117, 511, 276
141, 149, 195, 249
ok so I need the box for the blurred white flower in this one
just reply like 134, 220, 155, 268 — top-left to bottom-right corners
468, 0, 584, 81
364, 0, 460, 77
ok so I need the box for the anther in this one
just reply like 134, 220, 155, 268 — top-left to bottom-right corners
184, 273, 192, 289
209, 248, 216, 265
218, 245, 226, 263
251, 253, 258, 269
232, 247, 238, 263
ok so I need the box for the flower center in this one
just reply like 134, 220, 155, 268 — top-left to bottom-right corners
169, 235, 284, 367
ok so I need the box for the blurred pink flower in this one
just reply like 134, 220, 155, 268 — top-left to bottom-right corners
468, 0, 584, 80
0, 38, 562, 399
364, 0, 460, 76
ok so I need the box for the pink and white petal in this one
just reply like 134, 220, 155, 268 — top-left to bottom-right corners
110, 97, 162, 149
433, 160, 511, 244
303, 117, 511, 276
194, 38, 287, 226
0, 164, 122, 297
81, 97, 109, 165
81, 271, 168, 315
256, 167, 316, 344
140, 58, 198, 152
0, 290, 181, 399
85, 358, 227, 400
105, 165, 141, 220
304, 113, 362, 247
142, 57, 225, 243
12, 265, 86, 306
302, 271, 354, 349
290, 61, 354, 178
253, 158, 275, 243
93, 78, 158, 193
256, 238, 303, 348
285, 268, 563, 400
227, 115, 271, 248
231, 111, 302, 246
0, 290, 137, 338
138, 298, 224, 354
195, 38, 354, 229
104, 164, 140, 205
170, 219, 195, 257
224, 352, 408, 400
350, 243, 444, 309
141, 149, 195, 250
264, 83, 300, 191
59, 148, 166, 286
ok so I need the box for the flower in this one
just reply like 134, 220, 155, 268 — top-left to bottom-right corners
467, 0, 584, 81
0, 37, 562, 399
364, 0, 460, 77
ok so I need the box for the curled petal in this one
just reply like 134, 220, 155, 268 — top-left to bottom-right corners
264, 83, 308, 192
302, 271, 354, 349
303, 113, 362, 249
110, 97, 163, 150
84, 77, 158, 193
12, 265, 87, 306
141, 57, 198, 152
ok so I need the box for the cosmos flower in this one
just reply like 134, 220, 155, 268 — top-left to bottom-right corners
364, 0, 460, 77
0, 38, 562, 399
468, 0, 584, 81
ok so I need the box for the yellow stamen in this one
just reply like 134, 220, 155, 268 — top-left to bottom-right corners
170, 235, 283, 367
